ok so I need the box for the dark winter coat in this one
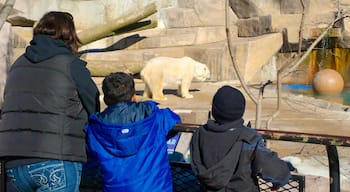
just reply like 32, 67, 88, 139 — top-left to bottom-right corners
190, 119, 291, 192
0, 34, 100, 163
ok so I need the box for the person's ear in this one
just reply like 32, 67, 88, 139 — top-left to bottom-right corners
131, 94, 137, 102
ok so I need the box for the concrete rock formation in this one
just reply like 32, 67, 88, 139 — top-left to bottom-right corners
0, 22, 13, 108
6, 0, 350, 84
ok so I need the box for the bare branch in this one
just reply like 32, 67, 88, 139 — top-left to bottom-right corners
298, 0, 305, 54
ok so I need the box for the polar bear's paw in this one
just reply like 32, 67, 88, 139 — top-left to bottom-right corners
152, 95, 168, 101
181, 93, 193, 99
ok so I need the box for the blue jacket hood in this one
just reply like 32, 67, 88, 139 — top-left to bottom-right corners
85, 100, 180, 157
84, 100, 181, 191
95, 101, 154, 124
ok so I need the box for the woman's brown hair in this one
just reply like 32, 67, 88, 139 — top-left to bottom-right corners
33, 11, 81, 55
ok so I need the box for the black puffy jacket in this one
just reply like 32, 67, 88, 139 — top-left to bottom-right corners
0, 35, 100, 163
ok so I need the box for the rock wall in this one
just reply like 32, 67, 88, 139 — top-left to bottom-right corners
0, 23, 13, 108
2, 0, 350, 84
7, 0, 349, 44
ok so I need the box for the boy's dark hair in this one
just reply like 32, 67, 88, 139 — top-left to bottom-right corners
102, 72, 135, 105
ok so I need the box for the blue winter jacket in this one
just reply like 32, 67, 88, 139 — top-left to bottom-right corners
84, 100, 181, 192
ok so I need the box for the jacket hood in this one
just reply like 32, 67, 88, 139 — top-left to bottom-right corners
191, 119, 259, 190
84, 100, 181, 192
85, 101, 160, 157
25, 34, 72, 63
95, 101, 154, 124
191, 125, 243, 190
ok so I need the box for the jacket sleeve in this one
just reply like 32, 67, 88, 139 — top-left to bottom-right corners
252, 138, 291, 187
70, 59, 100, 115
161, 108, 181, 133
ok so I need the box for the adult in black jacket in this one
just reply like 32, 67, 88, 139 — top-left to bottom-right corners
190, 85, 293, 192
0, 11, 100, 192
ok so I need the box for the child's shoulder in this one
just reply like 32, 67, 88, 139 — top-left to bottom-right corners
240, 126, 263, 144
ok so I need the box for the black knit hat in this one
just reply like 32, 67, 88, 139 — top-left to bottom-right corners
211, 85, 246, 123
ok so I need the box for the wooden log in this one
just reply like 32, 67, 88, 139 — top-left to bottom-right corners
78, 2, 157, 46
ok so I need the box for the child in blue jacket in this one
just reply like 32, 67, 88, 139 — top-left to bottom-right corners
84, 72, 181, 192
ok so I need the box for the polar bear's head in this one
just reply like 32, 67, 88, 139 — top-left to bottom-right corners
193, 62, 210, 81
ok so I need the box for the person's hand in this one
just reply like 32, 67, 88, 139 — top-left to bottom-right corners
271, 183, 279, 191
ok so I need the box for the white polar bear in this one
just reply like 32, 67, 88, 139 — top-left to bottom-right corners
140, 56, 210, 100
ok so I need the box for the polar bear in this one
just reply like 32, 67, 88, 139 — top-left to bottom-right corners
140, 56, 210, 100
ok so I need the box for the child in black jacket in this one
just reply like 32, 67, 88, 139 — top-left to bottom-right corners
190, 85, 294, 192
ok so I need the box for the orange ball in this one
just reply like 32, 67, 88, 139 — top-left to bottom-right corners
312, 69, 344, 94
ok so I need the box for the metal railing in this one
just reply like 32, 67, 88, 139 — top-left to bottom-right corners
171, 161, 305, 192
3, 124, 349, 191
174, 123, 350, 192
